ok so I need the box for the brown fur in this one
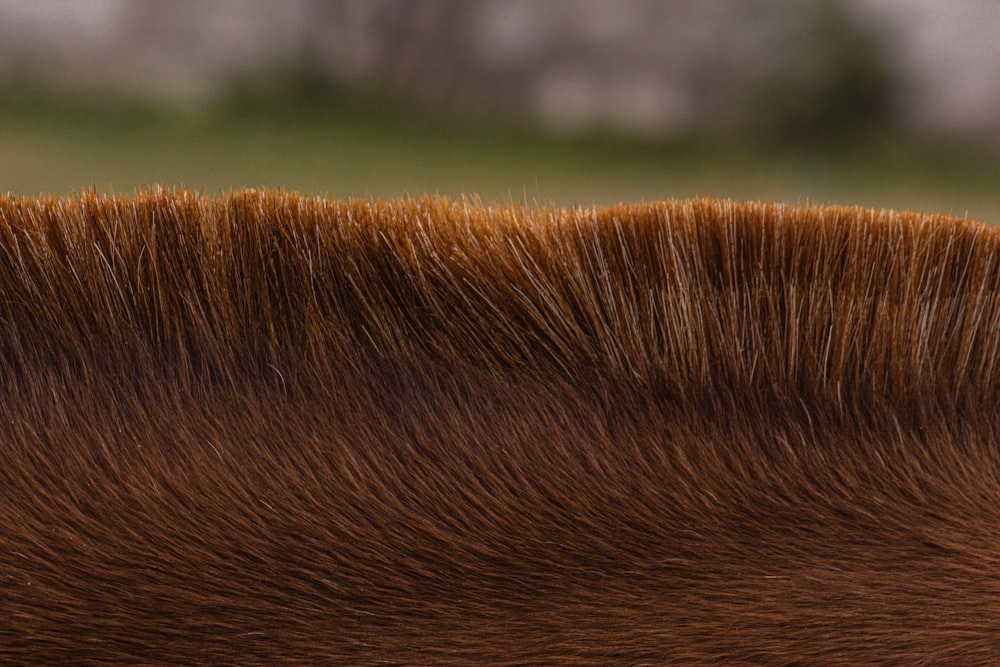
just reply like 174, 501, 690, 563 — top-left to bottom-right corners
1, 189, 999, 664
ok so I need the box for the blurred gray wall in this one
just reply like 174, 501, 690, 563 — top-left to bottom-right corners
0, 0, 997, 147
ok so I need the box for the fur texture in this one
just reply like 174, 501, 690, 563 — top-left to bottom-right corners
1, 190, 999, 664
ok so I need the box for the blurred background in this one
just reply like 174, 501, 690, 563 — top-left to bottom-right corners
0, 0, 997, 221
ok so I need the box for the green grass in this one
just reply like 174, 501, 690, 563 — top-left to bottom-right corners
0, 91, 996, 223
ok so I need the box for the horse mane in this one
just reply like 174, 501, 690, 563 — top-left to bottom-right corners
2, 190, 998, 664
